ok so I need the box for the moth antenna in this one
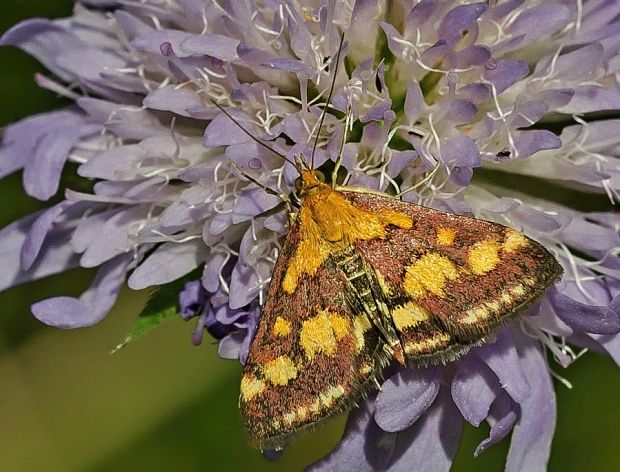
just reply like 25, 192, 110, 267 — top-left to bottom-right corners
228, 160, 293, 205
208, 99, 298, 169
310, 31, 346, 170
331, 101, 352, 188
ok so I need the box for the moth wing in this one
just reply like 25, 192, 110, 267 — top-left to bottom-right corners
240, 220, 385, 448
344, 191, 562, 363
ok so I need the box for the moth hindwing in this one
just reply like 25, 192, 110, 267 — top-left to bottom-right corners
239, 171, 563, 448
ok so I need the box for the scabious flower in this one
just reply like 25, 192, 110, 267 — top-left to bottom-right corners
2, 1, 620, 470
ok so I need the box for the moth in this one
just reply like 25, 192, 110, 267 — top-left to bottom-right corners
212, 37, 563, 450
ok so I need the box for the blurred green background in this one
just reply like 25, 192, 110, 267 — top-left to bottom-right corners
0, 2, 618, 471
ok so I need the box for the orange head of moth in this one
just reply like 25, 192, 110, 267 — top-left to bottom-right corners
295, 169, 328, 198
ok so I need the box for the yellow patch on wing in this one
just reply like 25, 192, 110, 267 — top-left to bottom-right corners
283, 412, 296, 426
300, 309, 350, 360
272, 316, 291, 337
503, 229, 529, 252
320, 385, 346, 408
392, 301, 431, 331
461, 283, 529, 324
329, 313, 350, 340
404, 333, 451, 355
281, 185, 412, 294
500, 291, 513, 304
511, 283, 526, 296
468, 240, 501, 275
404, 252, 459, 297
353, 314, 372, 351
436, 227, 457, 246
296, 406, 309, 422
240, 375, 265, 402
309, 398, 322, 414
463, 305, 490, 324
378, 209, 414, 229
262, 356, 298, 386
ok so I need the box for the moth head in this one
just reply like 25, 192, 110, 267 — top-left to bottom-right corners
295, 170, 326, 197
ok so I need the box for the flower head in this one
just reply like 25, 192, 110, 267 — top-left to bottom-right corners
2, 1, 620, 470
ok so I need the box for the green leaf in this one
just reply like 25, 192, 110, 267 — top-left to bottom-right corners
111, 267, 203, 353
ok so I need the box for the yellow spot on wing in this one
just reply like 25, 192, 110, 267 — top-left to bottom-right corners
272, 316, 291, 337
436, 227, 456, 246
504, 229, 529, 252
296, 406, 309, 421
320, 385, 346, 407
240, 375, 265, 402
283, 412, 296, 426
463, 305, 490, 324
461, 283, 529, 324
404, 253, 459, 297
281, 185, 412, 294
329, 313, 350, 340
309, 398, 322, 414
262, 356, 298, 386
392, 302, 431, 330
404, 333, 451, 355
468, 240, 501, 275
300, 309, 338, 360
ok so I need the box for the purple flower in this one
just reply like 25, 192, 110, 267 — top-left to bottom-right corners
2, 1, 620, 470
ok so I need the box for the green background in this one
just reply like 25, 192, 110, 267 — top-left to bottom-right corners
0, 2, 618, 471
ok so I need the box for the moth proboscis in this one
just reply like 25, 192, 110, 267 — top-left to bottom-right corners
210, 34, 563, 450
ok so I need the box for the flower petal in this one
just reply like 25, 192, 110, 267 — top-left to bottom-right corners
475, 328, 530, 403
451, 355, 498, 426
180, 33, 240, 62
0, 213, 79, 291
506, 334, 556, 472
549, 287, 620, 335
388, 388, 463, 472
128, 239, 207, 290
31, 253, 131, 328
0, 19, 83, 80
475, 392, 518, 457
308, 395, 396, 472
483, 60, 529, 94
375, 366, 440, 432
512, 130, 561, 160
20, 202, 71, 270
23, 123, 102, 201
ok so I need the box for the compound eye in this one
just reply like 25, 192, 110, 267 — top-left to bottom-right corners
315, 170, 326, 183
294, 177, 303, 193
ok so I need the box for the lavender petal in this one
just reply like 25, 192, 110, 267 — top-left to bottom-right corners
475, 328, 530, 403
451, 355, 498, 426
549, 288, 620, 335
388, 388, 463, 472
128, 240, 207, 290
31, 253, 131, 328
308, 395, 396, 472
375, 366, 440, 432
475, 392, 518, 457
506, 334, 556, 472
